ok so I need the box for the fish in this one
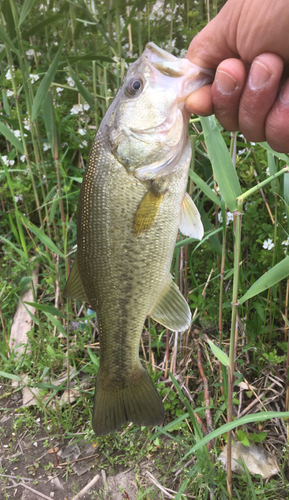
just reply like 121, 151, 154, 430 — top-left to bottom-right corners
63, 43, 213, 436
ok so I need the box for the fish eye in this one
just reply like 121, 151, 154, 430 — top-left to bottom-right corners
125, 77, 143, 96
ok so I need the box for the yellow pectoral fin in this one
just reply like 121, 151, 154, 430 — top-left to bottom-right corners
133, 190, 164, 236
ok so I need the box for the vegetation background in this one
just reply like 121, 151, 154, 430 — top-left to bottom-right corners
1, 0, 289, 498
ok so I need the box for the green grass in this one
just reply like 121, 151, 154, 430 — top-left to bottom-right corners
1, 0, 289, 498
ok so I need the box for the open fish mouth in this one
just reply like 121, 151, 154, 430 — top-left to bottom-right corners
143, 41, 214, 96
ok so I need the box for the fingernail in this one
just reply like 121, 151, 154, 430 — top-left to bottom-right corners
279, 80, 289, 104
216, 70, 238, 95
249, 60, 272, 90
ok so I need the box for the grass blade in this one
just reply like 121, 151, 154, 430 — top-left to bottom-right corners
0, 122, 24, 154
18, 0, 36, 27
189, 169, 221, 207
239, 256, 289, 304
185, 411, 289, 457
20, 214, 65, 258
67, 60, 95, 109
31, 37, 66, 121
200, 116, 241, 212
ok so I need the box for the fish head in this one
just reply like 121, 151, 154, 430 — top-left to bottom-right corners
107, 42, 213, 180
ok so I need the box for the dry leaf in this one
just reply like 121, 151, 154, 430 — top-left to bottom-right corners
218, 441, 279, 479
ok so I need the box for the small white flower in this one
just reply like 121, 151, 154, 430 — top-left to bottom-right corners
70, 104, 82, 114
263, 238, 274, 250
79, 139, 88, 149
20, 154, 26, 162
218, 211, 233, 225
78, 128, 86, 136
30, 74, 40, 84
14, 194, 23, 202
26, 49, 34, 59
67, 76, 75, 87
227, 211, 234, 223
23, 118, 31, 131
54, 41, 58, 46
56, 87, 63, 94
5, 69, 13, 80
266, 167, 270, 176
6, 89, 14, 97
83, 103, 90, 111
14, 130, 21, 138
282, 239, 289, 247
1, 156, 9, 166
43, 142, 51, 151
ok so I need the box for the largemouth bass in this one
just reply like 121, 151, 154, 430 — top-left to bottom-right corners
64, 43, 213, 436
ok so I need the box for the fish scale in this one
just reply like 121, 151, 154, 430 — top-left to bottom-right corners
64, 43, 213, 435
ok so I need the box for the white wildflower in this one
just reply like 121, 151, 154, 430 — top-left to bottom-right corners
282, 239, 289, 247
54, 41, 58, 46
43, 142, 51, 151
20, 155, 26, 162
266, 167, 270, 176
56, 87, 63, 95
6, 89, 14, 97
14, 194, 23, 202
30, 74, 40, 84
78, 128, 86, 136
67, 76, 75, 87
23, 118, 31, 131
5, 69, 13, 80
14, 130, 21, 138
70, 103, 90, 114
70, 104, 83, 114
26, 49, 34, 59
1, 156, 14, 166
218, 211, 234, 225
263, 238, 274, 250
79, 139, 88, 148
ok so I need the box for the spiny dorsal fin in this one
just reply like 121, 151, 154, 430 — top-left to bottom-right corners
133, 190, 164, 236
149, 275, 191, 332
63, 254, 88, 302
179, 192, 204, 240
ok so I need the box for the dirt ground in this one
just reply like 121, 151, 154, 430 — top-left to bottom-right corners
0, 386, 168, 500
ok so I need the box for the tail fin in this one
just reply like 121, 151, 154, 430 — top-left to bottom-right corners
92, 368, 165, 436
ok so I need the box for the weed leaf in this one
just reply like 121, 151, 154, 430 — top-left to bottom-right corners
20, 214, 65, 257
0, 121, 24, 154
19, 0, 36, 27
200, 116, 241, 212
31, 37, 66, 121
67, 61, 95, 109
208, 341, 229, 366
239, 256, 289, 304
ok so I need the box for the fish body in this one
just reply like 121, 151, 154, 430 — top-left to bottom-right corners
64, 43, 213, 436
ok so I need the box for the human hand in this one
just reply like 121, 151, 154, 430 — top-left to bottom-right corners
185, 0, 289, 153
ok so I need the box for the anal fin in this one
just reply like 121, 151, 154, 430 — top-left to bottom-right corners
149, 275, 191, 331
63, 254, 88, 302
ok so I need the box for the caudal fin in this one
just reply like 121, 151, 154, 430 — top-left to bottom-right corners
92, 368, 165, 436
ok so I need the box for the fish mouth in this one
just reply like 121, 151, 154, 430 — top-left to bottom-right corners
143, 42, 214, 96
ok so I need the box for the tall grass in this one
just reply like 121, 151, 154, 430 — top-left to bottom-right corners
1, 1, 289, 498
